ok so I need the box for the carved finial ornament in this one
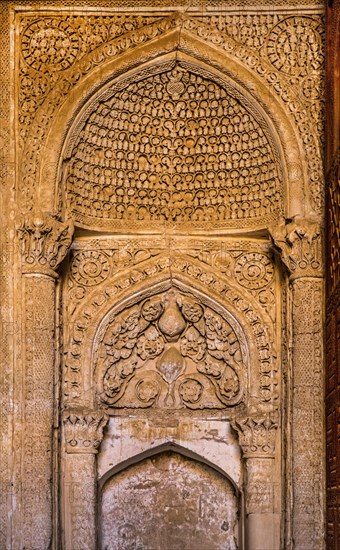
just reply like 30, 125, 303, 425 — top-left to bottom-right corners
232, 412, 278, 458
269, 216, 322, 279
17, 212, 74, 276
63, 409, 109, 454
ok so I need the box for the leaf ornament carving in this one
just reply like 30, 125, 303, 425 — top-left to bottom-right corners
96, 290, 245, 410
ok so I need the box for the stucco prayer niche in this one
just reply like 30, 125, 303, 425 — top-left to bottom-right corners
95, 289, 246, 410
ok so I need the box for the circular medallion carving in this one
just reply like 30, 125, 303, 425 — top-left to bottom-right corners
234, 253, 274, 290
71, 251, 109, 286
179, 378, 204, 404
267, 17, 323, 76
135, 379, 159, 402
21, 19, 80, 72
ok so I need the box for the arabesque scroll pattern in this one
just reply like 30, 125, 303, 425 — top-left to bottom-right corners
95, 289, 246, 410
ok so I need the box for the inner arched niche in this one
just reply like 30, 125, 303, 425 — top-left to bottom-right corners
99, 449, 240, 550
62, 59, 284, 232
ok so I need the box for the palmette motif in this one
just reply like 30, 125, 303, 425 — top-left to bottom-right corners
96, 290, 245, 409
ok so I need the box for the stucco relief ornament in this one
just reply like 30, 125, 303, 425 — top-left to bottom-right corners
232, 412, 279, 458
17, 211, 73, 276
95, 289, 246, 410
269, 216, 322, 279
63, 409, 108, 453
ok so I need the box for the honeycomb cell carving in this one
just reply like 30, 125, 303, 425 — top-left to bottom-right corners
66, 65, 283, 230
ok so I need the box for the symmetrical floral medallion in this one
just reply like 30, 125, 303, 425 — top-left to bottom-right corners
95, 290, 246, 410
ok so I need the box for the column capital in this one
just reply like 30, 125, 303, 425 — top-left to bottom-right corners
17, 211, 73, 276
231, 412, 279, 459
269, 216, 322, 280
63, 408, 109, 454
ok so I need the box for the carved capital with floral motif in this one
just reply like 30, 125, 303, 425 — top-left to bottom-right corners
63, 409, 109, 454
269, 216, 322, 279
232, 412, 278, 458
17, 212, 73, 277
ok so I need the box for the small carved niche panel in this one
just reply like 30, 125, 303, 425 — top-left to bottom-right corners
95, 289, 246, 410
100, 451, 239, 550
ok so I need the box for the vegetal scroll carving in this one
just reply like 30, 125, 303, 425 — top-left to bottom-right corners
17, 212, 73, 274
270, 216, 322, 278
95, 290, 246, 410
63, 409, 108, 453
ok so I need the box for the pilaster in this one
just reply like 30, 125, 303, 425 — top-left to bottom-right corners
271, 216, 325, 549
62, 409, 108, 550
232, 412, 280, 550
16, 212, 73, 549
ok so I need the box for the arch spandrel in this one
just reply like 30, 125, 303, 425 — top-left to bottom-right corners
34, 23, 309, 222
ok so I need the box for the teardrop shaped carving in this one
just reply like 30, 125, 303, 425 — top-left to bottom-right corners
158, 292, 186, 341
157, 347, 185, 384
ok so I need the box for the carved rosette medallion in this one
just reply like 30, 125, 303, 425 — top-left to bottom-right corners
63, 409, 108, 453
95, 290, 246, 410
17, 212, 73, 275
266, 17, 323, 77
21, 18, 80, 73
71, 251, 110, 286
234, 253, 274, 290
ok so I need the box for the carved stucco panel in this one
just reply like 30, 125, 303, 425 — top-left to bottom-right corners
63, 252, 277, 416
65, 238, 277, 322
16, 11, 323, 218
291, 278, 324, 548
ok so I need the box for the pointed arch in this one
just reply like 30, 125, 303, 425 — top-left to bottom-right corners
36, 23, 308, 220
98, 441, 241, 493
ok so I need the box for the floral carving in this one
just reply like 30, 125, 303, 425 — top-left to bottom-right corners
234, 253, 274, 290
270, 216, 322, 278
96, 289, 245, 410
71, 251, 110, 286
266, 17, 323, 77
65, 253, 275, 404
63, 409, 108, 453
179, 378, 204, 404
17, 212, 73, 274
21, 18, 80, 73
232, 413, 278, 457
